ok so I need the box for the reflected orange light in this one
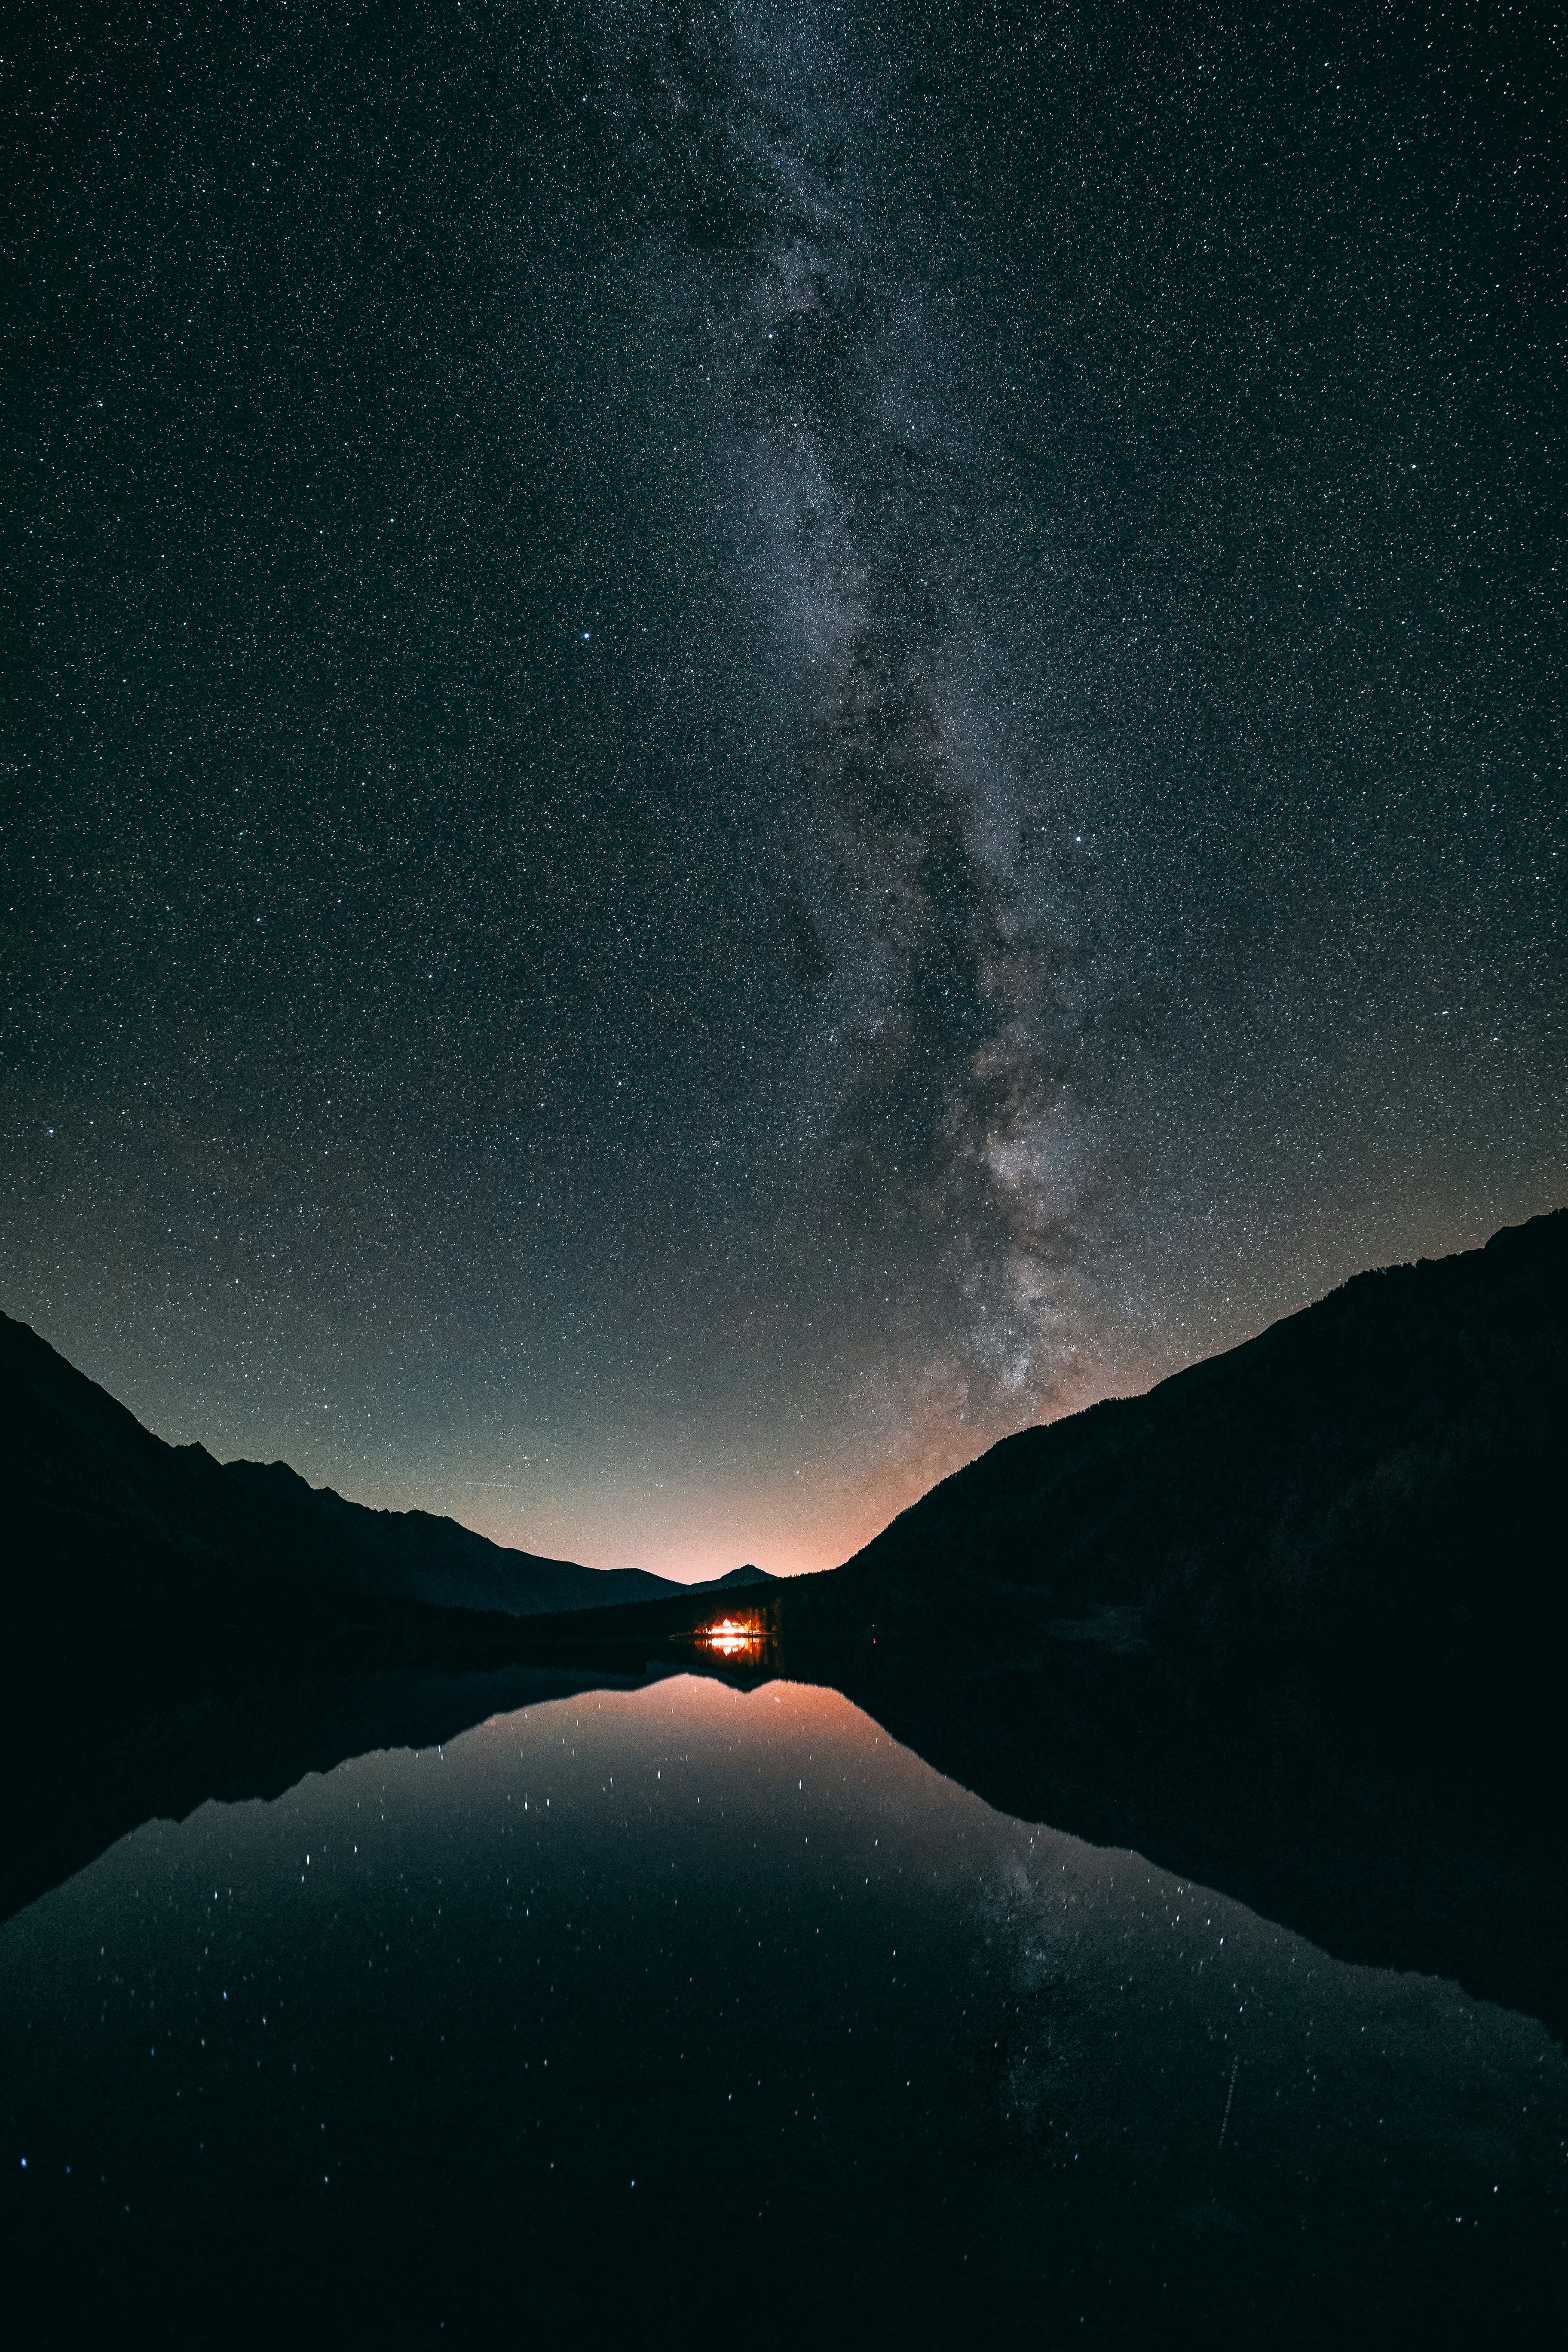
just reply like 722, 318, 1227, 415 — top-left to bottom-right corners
702, 1616, 760, 1656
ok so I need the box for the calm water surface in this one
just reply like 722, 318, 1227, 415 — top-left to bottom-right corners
3, 1674, 1562, 2343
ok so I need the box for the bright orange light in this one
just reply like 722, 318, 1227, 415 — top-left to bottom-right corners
702, 1616, 760, 1655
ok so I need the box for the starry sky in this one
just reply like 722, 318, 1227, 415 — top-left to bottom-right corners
6, 2, 1563, 1577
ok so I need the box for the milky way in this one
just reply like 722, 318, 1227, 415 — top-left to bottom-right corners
5, 2, 1563, 1573
623, 3, 1113, 1429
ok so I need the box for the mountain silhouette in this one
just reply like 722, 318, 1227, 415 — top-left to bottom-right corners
503, 1208, 1568, 2028
778, 1205, 1567, 1679
516, 1208, 1565, 1705
0, 1310, 772, 1638
3, 1214, 1562, 2030
220, 1456, 676, 1615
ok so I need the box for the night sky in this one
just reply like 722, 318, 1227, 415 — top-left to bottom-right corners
6, 3, 1563, 1577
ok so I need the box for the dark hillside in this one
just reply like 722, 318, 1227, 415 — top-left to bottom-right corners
777, 1208, 1567, 1722
509, 1213, 1567, 2025
218, 1459, 679, 1616
751, 1210, 1568, 2030
3, 1219, 1562, 2028
0, 1314, 698, 1641
1, 1311, 348, 1641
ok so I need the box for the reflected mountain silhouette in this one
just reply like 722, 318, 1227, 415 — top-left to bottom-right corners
0, 1656, 672, 1927
6, 1618, 1563, 2043
4, 1212, 1563, 2038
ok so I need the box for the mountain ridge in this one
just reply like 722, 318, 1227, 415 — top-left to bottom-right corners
770, 1206, 1567, 1687
0, 1311, 772, 1628
3, 1213, 1564, 2030
484, 1208, 1565, 2028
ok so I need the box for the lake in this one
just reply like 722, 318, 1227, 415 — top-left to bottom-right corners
2, 1671, 1561, 2343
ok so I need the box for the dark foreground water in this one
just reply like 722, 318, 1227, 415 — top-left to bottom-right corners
3, 1673, 1562, 2346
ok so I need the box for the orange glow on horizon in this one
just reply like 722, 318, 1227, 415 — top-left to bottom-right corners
451, 1361, 1158, 1584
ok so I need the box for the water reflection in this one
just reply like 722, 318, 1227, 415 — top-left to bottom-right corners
702, 1616, 763, 1656
0, 1675, 1561, 2343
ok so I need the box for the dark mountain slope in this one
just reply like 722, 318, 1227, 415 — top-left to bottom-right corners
0, 1313, 764, 1636
218, 1458, 677, 1616
769, 1208, 1568, 2030
502, 1211, 1567, 2027
1, 1311, 343, 1638
773, 1207, 1566, 1712
3, 1221, 1561, 2028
